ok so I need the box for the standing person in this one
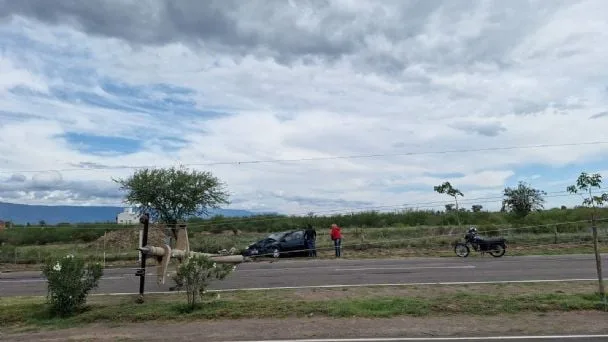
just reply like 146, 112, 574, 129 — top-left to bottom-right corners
330, 223, 342, 257
303, 224, 317, 257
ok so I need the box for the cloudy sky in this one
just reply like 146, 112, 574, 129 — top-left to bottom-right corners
1, 0, 608, 215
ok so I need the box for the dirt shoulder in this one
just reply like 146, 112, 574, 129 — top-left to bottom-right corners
2, 311, 608, 341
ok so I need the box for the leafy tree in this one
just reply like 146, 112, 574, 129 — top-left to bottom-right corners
434, 182, 464, 225
501, 182, 546, 218
114, 166, 230, 225
472, 204, 483, 212
567, 172, 608, 299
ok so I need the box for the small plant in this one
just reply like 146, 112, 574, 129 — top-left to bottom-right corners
434, 181, 464, 226
567, 172, 608, 300
173, 253, 234, 309
41, 254, 103, 317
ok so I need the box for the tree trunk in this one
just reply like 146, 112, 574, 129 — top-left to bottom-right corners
591, 223, 605, 298
454, 196, 461, 227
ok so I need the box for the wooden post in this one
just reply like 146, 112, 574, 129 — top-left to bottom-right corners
138, 225, 143, 263
554, 225, 558, 245
103, 230, 107, 267
591, 222, 605, 298
136, 213, 150, 303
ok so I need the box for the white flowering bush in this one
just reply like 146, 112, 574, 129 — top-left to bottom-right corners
41, 254, 103, 317
173, 254, 234, 309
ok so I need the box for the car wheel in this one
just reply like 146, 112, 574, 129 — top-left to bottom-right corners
272, 248, 280, 258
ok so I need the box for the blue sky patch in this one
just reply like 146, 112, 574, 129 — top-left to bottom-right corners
100, 79, 148, 98
11, 81, 231, 120
149, 83, 196, 95
0, 110, 45, 123
61, 132, 142, 155
152, 137, 190, 152
505, 161, 608, 190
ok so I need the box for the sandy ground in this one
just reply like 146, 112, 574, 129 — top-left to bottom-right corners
2, 312, 608, 341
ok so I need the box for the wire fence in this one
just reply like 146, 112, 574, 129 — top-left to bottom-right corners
2, 219, 607, 267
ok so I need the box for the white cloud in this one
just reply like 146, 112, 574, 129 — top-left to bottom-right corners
0, 57, 48, 93
1, 1, 608, 214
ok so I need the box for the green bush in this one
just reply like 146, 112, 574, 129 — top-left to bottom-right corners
173, 254, 234, 310
0, 244, 16, 263
41, 254, 103, 317
0, 224, 127, 246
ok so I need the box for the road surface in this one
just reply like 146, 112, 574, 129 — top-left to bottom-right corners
218, 337, 608, 342
222, 337, 608, 342
1, 254, 607, 296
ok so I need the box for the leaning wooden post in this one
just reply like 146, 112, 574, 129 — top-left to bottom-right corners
136, 213, 150, 303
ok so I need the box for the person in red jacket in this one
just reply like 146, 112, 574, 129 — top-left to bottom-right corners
330, 223, 342, 257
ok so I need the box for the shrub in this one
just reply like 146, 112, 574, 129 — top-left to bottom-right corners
41, 254, 103, 317
0, 244, 16, 263
173, 254, 234, 309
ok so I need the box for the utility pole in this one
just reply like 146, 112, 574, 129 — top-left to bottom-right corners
136, 213, 149, 303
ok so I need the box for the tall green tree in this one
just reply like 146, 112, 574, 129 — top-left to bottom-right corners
567, 172, 608, 299
501, 181, 546, 218
114, 166, 230, 224
434, 181, 464, 226
471, 204, 483, 212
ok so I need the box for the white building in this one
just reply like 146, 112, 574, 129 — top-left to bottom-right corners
116, 207, 139, 225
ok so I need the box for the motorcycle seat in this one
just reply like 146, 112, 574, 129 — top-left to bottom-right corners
477, 237, 506, 243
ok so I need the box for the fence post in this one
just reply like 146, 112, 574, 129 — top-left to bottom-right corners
554, 225, 558, 244
103, 230, 107, 267
138, 225, 144, 263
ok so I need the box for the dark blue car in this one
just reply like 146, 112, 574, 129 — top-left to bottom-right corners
243, 230, 308, 258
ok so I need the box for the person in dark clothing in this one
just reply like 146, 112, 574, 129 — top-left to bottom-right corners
303, 224, 317, 257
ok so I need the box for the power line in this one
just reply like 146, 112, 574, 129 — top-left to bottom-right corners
2, 140, 608, 174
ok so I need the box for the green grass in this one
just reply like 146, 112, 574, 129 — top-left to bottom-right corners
1, 244, 139, 265
1, 289, 606, 330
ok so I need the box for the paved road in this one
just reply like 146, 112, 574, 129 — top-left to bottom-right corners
1, 254, 607, 296
222, 337, 608, 342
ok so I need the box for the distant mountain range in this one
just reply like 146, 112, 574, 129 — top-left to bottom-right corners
0, 202, 257, 225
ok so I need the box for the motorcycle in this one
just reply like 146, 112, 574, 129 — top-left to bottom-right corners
454, 229, 507, 258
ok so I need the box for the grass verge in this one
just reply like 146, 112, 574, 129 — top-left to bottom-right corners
1, 283, 606, 331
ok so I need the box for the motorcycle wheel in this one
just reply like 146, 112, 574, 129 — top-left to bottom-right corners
454, 243, 470, 257
489, 243, 506, 257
